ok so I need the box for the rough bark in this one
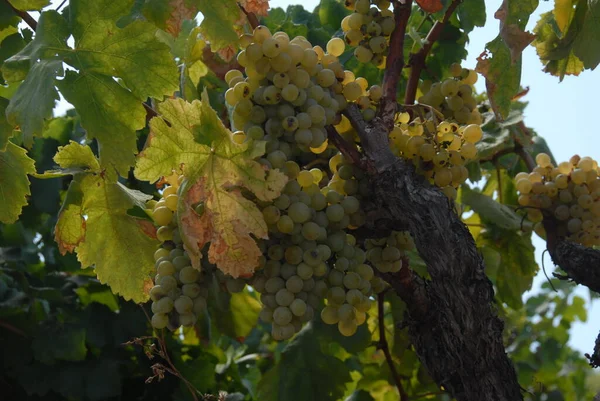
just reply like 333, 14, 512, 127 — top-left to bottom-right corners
348, 107, 523, 400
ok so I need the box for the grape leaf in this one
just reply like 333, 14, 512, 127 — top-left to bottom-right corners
7, 0, 50, 11
477, 228, 538, 309
208, 280, 262, 338
571, 0, 600, 70
256, 322, 352, 401
68, 0, 179, 101
56, 71, 146, 176
476, 0, 537, 118
31, 324, 87, 364
0, 142, 35, 224
460, 185, 524, 231
553, 0, 573, 33
134, 95, 287, 277
53, 143, 159, 302
0, 96, 13, 150
457, 0, 486, 33
194, 0, 239, 51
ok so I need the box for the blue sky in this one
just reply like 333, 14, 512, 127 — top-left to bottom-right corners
41, 0, 598, 353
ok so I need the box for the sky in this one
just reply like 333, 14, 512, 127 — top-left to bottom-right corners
39, 0, 598, 353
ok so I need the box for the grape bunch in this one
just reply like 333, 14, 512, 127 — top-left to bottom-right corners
147, 176, 211, 330
249, 168, 380, 340
365, 231, 415, 274
340, 0, 395, 66
418, 64, 482, 125
516, 153, 600, 247
389, 116, 481, 199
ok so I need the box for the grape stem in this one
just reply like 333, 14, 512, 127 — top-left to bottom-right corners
377, 292, 408, 401
379, 0, 413, 129
238, 3, 259, 29
404, 0, 463, 106
3, 0, 37, 31
325, 125, 375, 174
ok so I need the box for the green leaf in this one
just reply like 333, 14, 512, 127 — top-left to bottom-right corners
7, 0, 50, 11
460, 185, 524, 231
0, 96, 13, 150
478, 229, 538, 309
571, 0, 600, 70
476, 36, 522, 119
135, 95, 286, 276
457, 0, 486, 33
53, 140, 100, 171
256, 323, 352, 401
532, 11, 585, 80
56, 71, 146, 175
68, 0, 179, 100
194, 0, 239, 51
74, 283, 120, 312
208, 282, 262, 339
54, 145, 159, 302
5, 59, 62, 147
32, 324, 87, 364
176, 351, 219, 393
0, 142, 35, 223
2, 11, 69, 83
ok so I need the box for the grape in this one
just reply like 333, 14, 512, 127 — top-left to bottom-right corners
343, 82, 363, 101
354, 46, 373, 63
174, 296, 194, 314
151, 313, 169, 329
317, 69, 336, 87
338, 303, 356, 321
159, 275, 178, 292
276, 288, 295, 306
152, 297, 174, 314
288, 202, 311, 223
286, 275, 305, 292
326, 204, 345, 222
179, 266, 199, 284
321, 305, 339, 324
441, 79, 459, 96
273, 306, 293, 325
290, 298, 307, 316
338, 319, 358, 336
153, 207, 173, 226
326, 38, 345, 57
535, 152, 552, 168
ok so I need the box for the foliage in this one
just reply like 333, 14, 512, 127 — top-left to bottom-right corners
0, 0, 598, 401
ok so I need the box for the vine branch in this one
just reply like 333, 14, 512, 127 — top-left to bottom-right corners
238, 3, 259, 29
377, 292, 408, 401
325, 125, 375, 174
404, 0, 462, 105
4, 0, 37, 31
379, 0, 413, 129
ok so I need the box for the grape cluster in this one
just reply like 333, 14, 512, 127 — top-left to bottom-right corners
516, 153, 600, 247
248, 168, 380, 340
340, 0, 394, 66
148, 177, 211, 330
418, 64, 482, 125
389, 116, 481, 199
365, 231, 415, 274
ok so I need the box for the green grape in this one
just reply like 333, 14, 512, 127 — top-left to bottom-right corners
343, 82, 362, 101
182, 283, 202, 298
288, 202, 311, 223
441, 78, 459, 97
326, 204, 346, 222
327, 286, 346, 304
154, 248, 170, 261
275, 288, 295, 306
369, 36, 387, 53
152, 297, 174, 314
446, 95, 464, 111
286, 275, 305, 292
301, 222, 321, 241
343, 272, 361, 289
297, 263, 314, 280
265, 277, 285, 293
151, 313, 169, 329
321, 305, 339, 324
354, 46, 373, 63
174, 295, 194, 314
327, 38, 345, 57
344, 29, 363, 46
153, 206, 173, 226
338, 303, 356, 321
290, 298, 307, 316
150, 285, 167, 301
159, 275, 178, 292
179, 266, 199, 284
338, 319, 358, 336
273, 306, 293, 325
346, 288, 363, 306
307, 105, 326, 124
178, 313, 197, 327
157, 260, 175, 276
